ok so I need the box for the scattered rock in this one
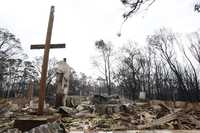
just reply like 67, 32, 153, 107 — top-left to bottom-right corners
59, 106, 77, 117
90, 95, 108, 104
76, 104, 92, 112
47, 107, 58, 114
75, 110, 95, 118
26, 121, 65, 133
9, 103, 19, 112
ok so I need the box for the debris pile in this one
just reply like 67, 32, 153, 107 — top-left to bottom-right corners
60, 96, 200, 131
1, 96, 200, 132
0, 97, 60, 132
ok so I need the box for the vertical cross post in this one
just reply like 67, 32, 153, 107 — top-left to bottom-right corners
38, 6, 55, 115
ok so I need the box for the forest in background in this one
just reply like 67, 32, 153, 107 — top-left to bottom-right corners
1, 27, 200, 102
1, 0, 200, 102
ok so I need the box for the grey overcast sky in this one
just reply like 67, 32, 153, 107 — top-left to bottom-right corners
0, 0, 200, 77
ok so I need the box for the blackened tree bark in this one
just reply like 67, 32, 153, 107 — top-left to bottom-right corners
95, 40, 113, 95
148, 28, 188, 100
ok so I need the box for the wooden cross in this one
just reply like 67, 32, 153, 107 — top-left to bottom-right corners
30, 6, 66, 115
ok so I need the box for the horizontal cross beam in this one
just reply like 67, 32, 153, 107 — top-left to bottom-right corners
30, 43, 65, 49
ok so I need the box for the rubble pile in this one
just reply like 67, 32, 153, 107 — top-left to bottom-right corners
0, 98, 21, 132
60, 96, 200, 131
1, 96, 200, 132
0, 98, 60, 132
